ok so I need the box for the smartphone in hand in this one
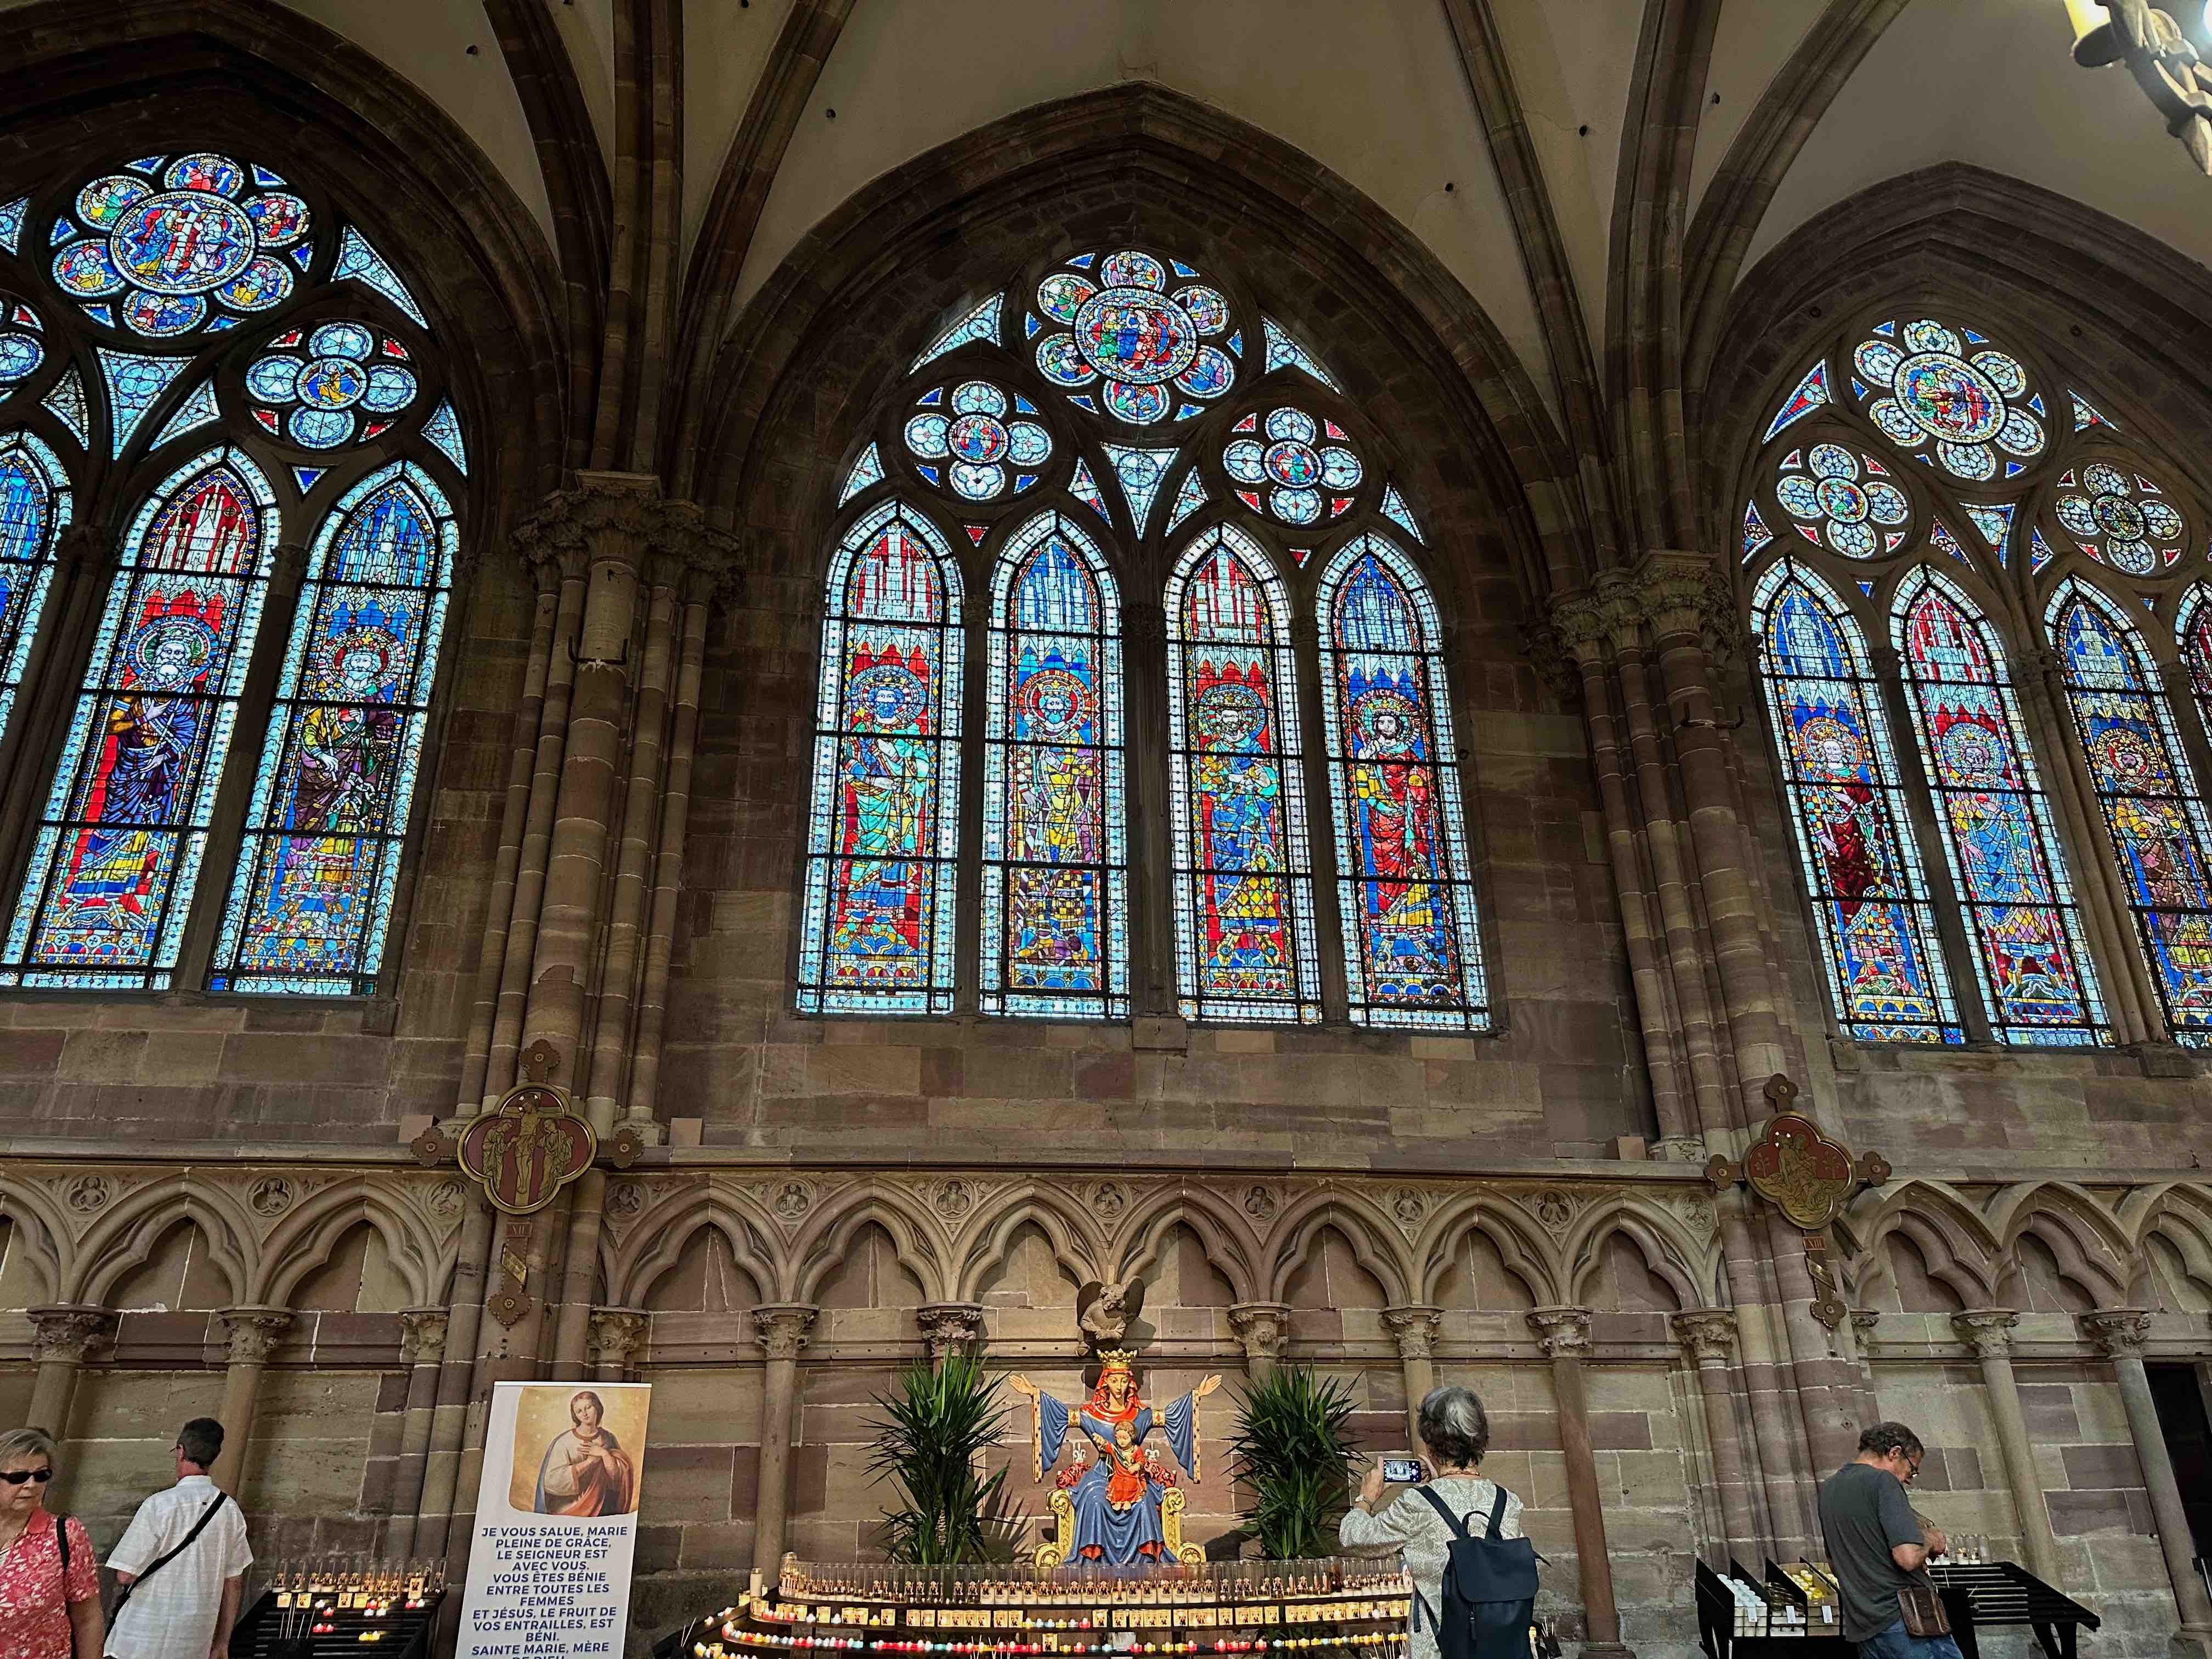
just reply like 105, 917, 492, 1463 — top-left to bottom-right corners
1380, 1455, 1425, 1485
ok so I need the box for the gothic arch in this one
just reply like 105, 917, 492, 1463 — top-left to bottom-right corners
0, 1173, 69, 1306
1560, 1199, 1714, 1309
251, 1182, 442, 1310
1989, 1181, 2133, 1309
687, 82, 1585, 620
1259, 1189, 1413, 1308
951, 1185, 1107, 1305
71, 1177, 251, 1308
1844, 1179, 2003, 1308
1412, 1195, 1561, 1307
1105, 1186, 1262, 1308
788, 1189, 950, 1306
610, 1199, 777, 1313
2121, 1184, 2212, 1309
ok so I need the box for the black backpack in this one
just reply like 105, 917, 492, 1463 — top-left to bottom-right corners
1413, 1484, 1540, 1659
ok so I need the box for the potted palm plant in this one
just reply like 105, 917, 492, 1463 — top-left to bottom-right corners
864, 1350, 1015, 1563
1227, 1364, 1362, 1560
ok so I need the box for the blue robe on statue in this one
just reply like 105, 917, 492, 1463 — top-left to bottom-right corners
1035, 1390, 1200, 1564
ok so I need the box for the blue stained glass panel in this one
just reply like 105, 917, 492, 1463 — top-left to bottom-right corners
422, 400, 466, 475
42, 368, 88, 450
840, 442, 884, 506
0, 434, 73, 753
797, 500, 963, 1014
1316, 536, 1489, 1029
2, 448, 279, 988
1379, 484, 1423, 544
150, 377, 221, 449
911, 293, 1002, 371
2049, 583, 2212, 1046
0, 197, 26, 255
1762, 359, 1830, 444
1165, 523, 1321, 1022
1165, 469, 1207, 533
333, 225, 427, 325
98, 349, 188, 458
1893, 568, 2109, 1045
1261, 317, 1339, 390
979, 512, 1128, 1019
1102, 443, 1176, 535
1753, 561, 1961, 1042
206, 462, 455, 994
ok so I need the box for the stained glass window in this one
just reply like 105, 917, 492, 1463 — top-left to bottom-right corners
1316, 535, 1487, 1028
2046, 581, 2212, 1045
2053, 462, 2186, 575
1753, 561, 1961, 1042
1852, 318, 2044, 482
797, 500, 963, 1014
902, 380, 1051, 502
245, 320, 419, 450
980, 511, 1127, 1018
1892, 567, 2108, 1045
205, 462, 454, 994
1164, 523, 1320, 1023
1223, 407, 1361, 526
2, 447, 279, 988
1030, 251, 1235, 424
1771, 442, 1911, 558
0, 433, 71, 746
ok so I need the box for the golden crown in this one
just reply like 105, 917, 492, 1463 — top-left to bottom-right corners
1096, 1348, 1137, 1375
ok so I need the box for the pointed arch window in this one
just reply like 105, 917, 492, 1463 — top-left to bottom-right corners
1892, 568, 2109, 1045
208, 462, 456, 994
1752, 561, 1961, 1042
980, 510, 1128, 1018
798, 499, 964, 1014
2046, 580, 2212, 1045
2, 447, 279, 988
1164, 523, 1320, 1023
0, 433, 72, 743
1314, 534, 1487, 1028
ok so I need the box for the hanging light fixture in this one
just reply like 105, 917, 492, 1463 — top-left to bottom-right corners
2062, 0, 2212, 173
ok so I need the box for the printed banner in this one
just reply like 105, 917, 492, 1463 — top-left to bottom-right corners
458, 1380, 653, 1659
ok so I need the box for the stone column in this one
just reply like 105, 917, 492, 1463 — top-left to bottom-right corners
386, 1308, 448, 1556
588, 1307, 652, 1383
915, 1302, 986, 1363
211, 1307, 294, 1496
1953, 1311, 2063, 1585
1384, 1306, 1444, 1454
24, 1305, 116, 1442
1673, 1308, 1757, 1562
2083, 1311, 2212, 1657
751, 1303, 817, 1577
1529, 1307, 1633, 1658
1850, 1309, 1882, 1433
1228, 1302, 1291, 1383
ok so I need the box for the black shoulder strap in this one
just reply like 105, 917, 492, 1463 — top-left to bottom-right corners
53, 1513, 69, 1578
119, 1493, 227, 1606
1484, 1484, 1510, 1541
1416, 1484, 1473, 1543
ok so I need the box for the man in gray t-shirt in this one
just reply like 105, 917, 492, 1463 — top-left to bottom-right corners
1816, 1421, 1959, 1659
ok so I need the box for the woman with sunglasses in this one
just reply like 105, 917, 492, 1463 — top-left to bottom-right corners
0, 1427, 103, 1659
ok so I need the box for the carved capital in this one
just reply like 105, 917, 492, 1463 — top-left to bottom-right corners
588, 1306, 652, 1370
1670, 1307, 1738, 1364
511, 473, 740, 592
1527, 1305, 1594, 1358
1952, 1308, 2019, 1359
2081, 1307, 2153, 1359
915, 1301, 987, 1360
1382, 1305, 1444, 1361
217, 1306, 295, 1367
1634, 550, 1735, 667
54, 523, 108, 570
1227, 1301, 1293, 1363
397, 1307, 449, 1366
753, 1301, 817, 1362
1850, 1308, 1882, 1356
27, 1305, 116, 1365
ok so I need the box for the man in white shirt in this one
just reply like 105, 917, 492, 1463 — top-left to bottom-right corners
105, 1418, 253, 1659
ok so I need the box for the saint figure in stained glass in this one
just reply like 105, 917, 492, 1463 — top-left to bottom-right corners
1892, 568, 2108, 1045
1314, 536, 1487, 1029
0, 433, 71, 743
2, 447, 278, 988
798, 500, 963, 1014
207, 461, 455, 994
1164, 523, 1319, 1023
2046, 582, 2212, 1045
980, 512, 1128, 1018
1752, 562, 1961, 1041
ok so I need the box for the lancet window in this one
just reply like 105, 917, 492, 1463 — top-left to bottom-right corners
0, 149, 466, 994
811, 246, 1489, 1027
1743, 309, 2212, 1048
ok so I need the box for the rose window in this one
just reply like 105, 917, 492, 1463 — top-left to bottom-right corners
1223, 407, 1362, 526
50, 153, 311, 339
1772, 442, 1910, 558
245, 321, 418, 449
1029, 249, 1236, 425
0, 301, 44, 390
903, 379, 1052, 502
1853, 319, 2044, 482
2055, 462, 2186, 576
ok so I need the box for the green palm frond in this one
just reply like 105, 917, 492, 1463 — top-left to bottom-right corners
1227, 1365, 1362, 1561
864, 1352, 1016, 1565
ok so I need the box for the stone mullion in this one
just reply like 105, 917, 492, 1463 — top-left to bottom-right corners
1290, 612, 1350, 1021
2024, 650, 2160, 1045
1869, 646, 1995, 1045
171, 542, 309, 988
1613, 625, 1735, 1134
1672, 1308, 1757, 1564
2082, 1311, 2212, 1656
2158, 658, 2212, 822
751, 1302, 817, 1577
385, 1308, 448, 1558
0, 526, 103, 909
625, 584, 710, 1130
1562, 633, 1692, 1147
1383, 1305, 1442, 1454
1527, 1308, 1633, 1659
1121, 600, 1174, 1016
1952, 1310, 2062, 1584
211, 1306, 294, 1496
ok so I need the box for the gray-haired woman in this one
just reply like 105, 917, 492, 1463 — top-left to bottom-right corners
0, 1426, 103, 1659
1339, 1386, 1523, 1659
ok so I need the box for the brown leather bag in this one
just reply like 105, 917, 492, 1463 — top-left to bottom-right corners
1897, 1581, 1951, 1638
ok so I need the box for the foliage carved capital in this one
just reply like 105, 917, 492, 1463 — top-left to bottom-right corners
1228, 1300, 1293, 1361
217, 1306, 295, 1366
1526, 1305, 1593, 1358
511, 472, 740, 593
1670, 1306, 1737, 1363
1951, 1308, 2019, 1359
1382, 1304, 1444, 1360
2080, 1307, 2153, 1359
915, 1301, 988, 1359
27, 1304, 116, 1365
397, 1306, 449, 1365
754, 1301, 818, 1361
588, 1306, 652, 1368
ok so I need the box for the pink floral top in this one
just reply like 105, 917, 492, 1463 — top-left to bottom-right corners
0, 1510, 99, 1659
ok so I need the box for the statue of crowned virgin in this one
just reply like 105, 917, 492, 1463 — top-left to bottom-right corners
1008, 1351, 1222, 1566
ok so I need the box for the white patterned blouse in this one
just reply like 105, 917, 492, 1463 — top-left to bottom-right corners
1337, 1474, 1525, 1659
